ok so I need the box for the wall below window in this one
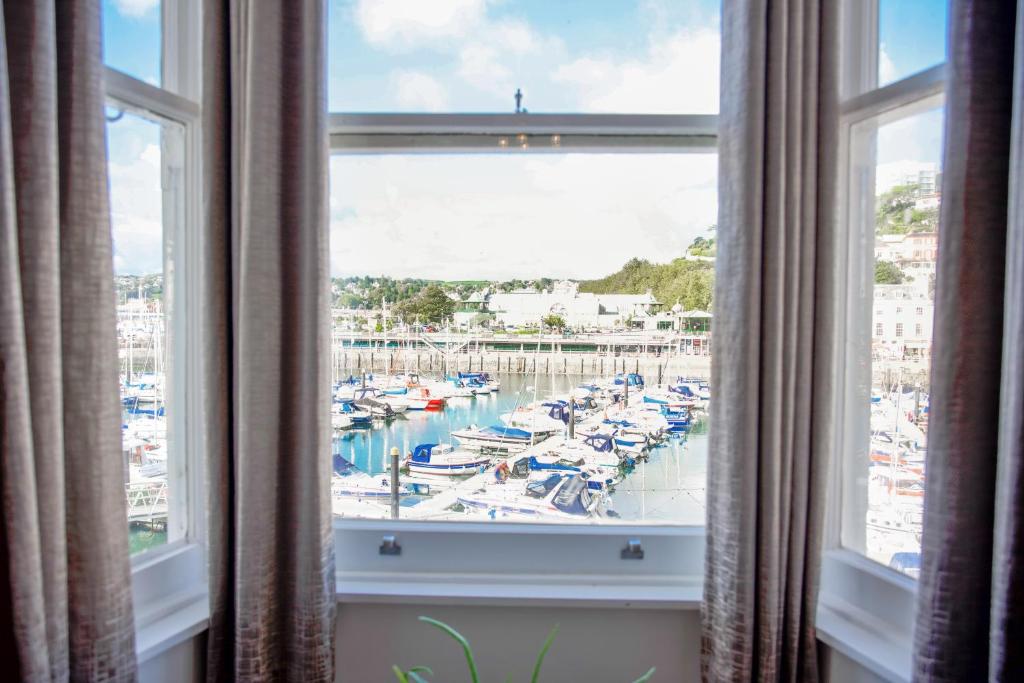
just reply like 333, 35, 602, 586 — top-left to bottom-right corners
136, 605, 899, 682
336, 603, 698, 681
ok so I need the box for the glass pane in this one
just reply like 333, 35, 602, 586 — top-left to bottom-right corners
878, 0, 948, 87
102, 0, 162, 86
329, 0, 720, 113
108, 106, 182, 553
842, 106, 945, 577
329, 151, 717, 524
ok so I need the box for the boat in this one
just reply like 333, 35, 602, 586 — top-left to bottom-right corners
333, 400, 372, 426
455, 473, 610, 521
457, 372, 500, 392
405, 443, 491, 476
499, 401, 572, 432
450, 424, 556, 453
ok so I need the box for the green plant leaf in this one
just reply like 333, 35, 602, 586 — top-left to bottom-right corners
392, 665, 409, 683
530, 624, 559, 683
419, 616, 480, 683
632, 667, 656, 683
408, 666, 433, 676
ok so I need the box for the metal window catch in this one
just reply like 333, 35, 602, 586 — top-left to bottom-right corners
621, 538, 644, 560
379, 534, 401, 556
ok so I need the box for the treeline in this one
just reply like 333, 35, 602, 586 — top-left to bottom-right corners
331, 275, 556, 309
579, 257, 714, 312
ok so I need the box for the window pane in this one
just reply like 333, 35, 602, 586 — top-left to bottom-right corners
879, 0, 948, 87
108, 106, 183, 553
102, 0, 162, 86
329, 151, 716, 524
329, 0, 720, 113
842, 106, 944, 577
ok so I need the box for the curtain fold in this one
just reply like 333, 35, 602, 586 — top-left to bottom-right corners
912, 1, 1022, 680
0, 0, 137, 680
702, 1, 838, 680
202, 1, 335, 680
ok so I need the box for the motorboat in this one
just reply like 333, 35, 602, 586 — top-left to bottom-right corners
456, 473, 610, 521
405, 443, 491, 476
333, 400, 372, 426
450, 424, 556, 454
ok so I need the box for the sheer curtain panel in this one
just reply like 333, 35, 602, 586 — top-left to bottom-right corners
702, 1, 839, 680
202, 1, 335, 681
0, 1, 137, 680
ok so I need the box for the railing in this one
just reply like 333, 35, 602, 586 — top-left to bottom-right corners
126, 481, 168, 524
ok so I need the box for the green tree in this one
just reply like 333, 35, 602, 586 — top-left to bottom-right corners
395, 284, 455, 324
875, 259, 907, 284
542, 314, 566, 331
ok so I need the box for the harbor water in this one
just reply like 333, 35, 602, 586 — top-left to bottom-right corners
334, 373, 708, 525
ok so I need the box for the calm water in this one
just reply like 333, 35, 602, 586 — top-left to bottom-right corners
129, 525, 167, 554
334, 373, 708, 524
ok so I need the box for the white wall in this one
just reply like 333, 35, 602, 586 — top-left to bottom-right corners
335, 604, 699, 682
137, 609, 897, 683
139, 632, 205, 683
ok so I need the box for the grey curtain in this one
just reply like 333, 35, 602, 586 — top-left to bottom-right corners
0, 1, 137, 681
202, 1, 335, 680
702, 1, 838, 680
913, 1, 1023, 680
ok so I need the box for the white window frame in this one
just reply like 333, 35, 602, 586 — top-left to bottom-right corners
328, 112, 717, 605
818, 3, 946, 680
104, 0, 209, 663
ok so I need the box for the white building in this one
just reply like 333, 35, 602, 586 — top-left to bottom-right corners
872, 284, 933, 359
454, 280, 666, 330
875, 231, 939, 286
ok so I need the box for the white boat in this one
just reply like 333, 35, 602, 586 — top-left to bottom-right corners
451, 424, 557, 454
406, 443, 491, 476
456, 473, 610, 521
499, 401, 571, 433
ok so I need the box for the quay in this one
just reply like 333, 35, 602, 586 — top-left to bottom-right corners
330, 331, 712, 381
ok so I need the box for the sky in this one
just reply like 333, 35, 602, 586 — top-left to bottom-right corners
102, 0, 949, 279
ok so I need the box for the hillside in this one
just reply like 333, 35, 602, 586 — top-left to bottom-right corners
579, 257, 714, 312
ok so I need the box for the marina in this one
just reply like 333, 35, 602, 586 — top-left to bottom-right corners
330, 372, 710, 524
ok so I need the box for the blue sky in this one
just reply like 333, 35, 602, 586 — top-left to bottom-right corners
103, 0, 949, 278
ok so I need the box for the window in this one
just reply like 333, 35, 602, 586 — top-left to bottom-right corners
102, 0, 207, 662
102, 0, 162, 86
915, 323, 923, 337
876, 323, 884, 337
328, 1, 718, 591
108, 107, 184, 553
878, 0, 948, 87
328, 0, 720, 114
818, 4, 947, 679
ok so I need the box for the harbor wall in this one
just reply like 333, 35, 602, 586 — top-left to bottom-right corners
331, 348, 712, 382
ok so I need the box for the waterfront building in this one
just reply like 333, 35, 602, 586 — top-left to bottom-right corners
872, 284, 934, 360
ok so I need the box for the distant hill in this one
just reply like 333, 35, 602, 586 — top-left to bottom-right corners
579, 257, 714, 312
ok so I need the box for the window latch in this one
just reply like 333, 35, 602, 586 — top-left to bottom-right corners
379, 534, 401, 556
621, 538, 644, 560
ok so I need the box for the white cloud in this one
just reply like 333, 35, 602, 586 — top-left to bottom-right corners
354, 0, 488, 49
879, 43, 897, 85
113, 0, 159, 19
392, 71, 449, 111
109, 142, 164, 275
329, 153, 717, 280
552, 28, 720, 113
456, 19, 563, 100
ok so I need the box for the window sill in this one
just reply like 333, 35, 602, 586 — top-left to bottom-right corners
132, 542, 209, 663
135, 589, 209, 663
336, 570, 702, 609
816, 549, 916, 682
